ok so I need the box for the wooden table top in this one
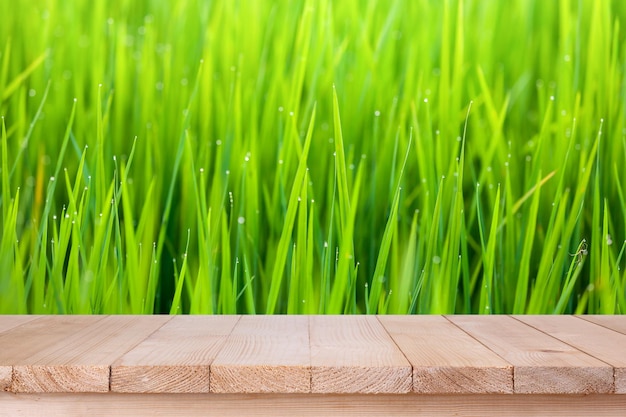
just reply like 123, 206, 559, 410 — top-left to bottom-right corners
0, 315, 625, 395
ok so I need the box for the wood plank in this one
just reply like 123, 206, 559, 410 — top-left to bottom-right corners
516, 315, 626, 393
310, 315, 411, 394
0, 316, 41, 390
580, 315, 626, 336
111, 315, 240, 393
0, 315, 42, 334
210, 315, 310, 393
379, 315, 513, 393
9, 315, 171, 393
0, 316, 105, 392
2, 393, 626, 417
447, 315, 613, 394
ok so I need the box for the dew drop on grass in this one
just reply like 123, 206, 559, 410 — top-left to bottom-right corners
50, 176, 55, 181
216, 140, 222, 146
278, 106, 284, 112
550, 95, 555, 101
374, 110, 380, 117
432, 256, 441, 264
29, 89, 36, 97
423, 98, 428, 103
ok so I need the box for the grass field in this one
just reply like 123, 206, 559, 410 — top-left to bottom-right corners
1, 0, 626, 314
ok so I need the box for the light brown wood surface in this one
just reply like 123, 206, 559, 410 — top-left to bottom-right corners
580, 315, 626, 335
0, 316, 105, 392
0, 315, 41, 334
1, 392, 626, 417
112, 315, 239, 393
516, 315, 626, 393
7, 316, 171, 393
310, 315, 412, 393
0, 316, 37, 390
0, 315, 625, 399
447, 315, 614, 394
379, 315, 513, 393
210, 315, 310, 393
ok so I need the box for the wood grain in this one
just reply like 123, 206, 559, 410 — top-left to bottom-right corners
0, 316, 38, 390
447, 315, 614, 394
2, 393, 626, 417
210, 315, 310, 393
516, 315, 626, 393
379, 315, 513, 393
0, 316, 104, 392
9, 315, 171, 393
0, 316, 42, 334
0, 366, 10, 391
111, 315, 239, 393
310, 315, 412, 393
579, 315, 626, 335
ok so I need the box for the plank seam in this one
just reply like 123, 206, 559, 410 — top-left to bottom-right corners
208, 315, 244, 393
442, 315, 517, 392
510, 316, 618, 368
576, 316, 626, 336
107, 315, 176, 393
510, 315, 617, 393
374, 315, 414, 391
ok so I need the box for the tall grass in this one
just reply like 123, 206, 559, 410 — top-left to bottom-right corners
1, 0, 626, 314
